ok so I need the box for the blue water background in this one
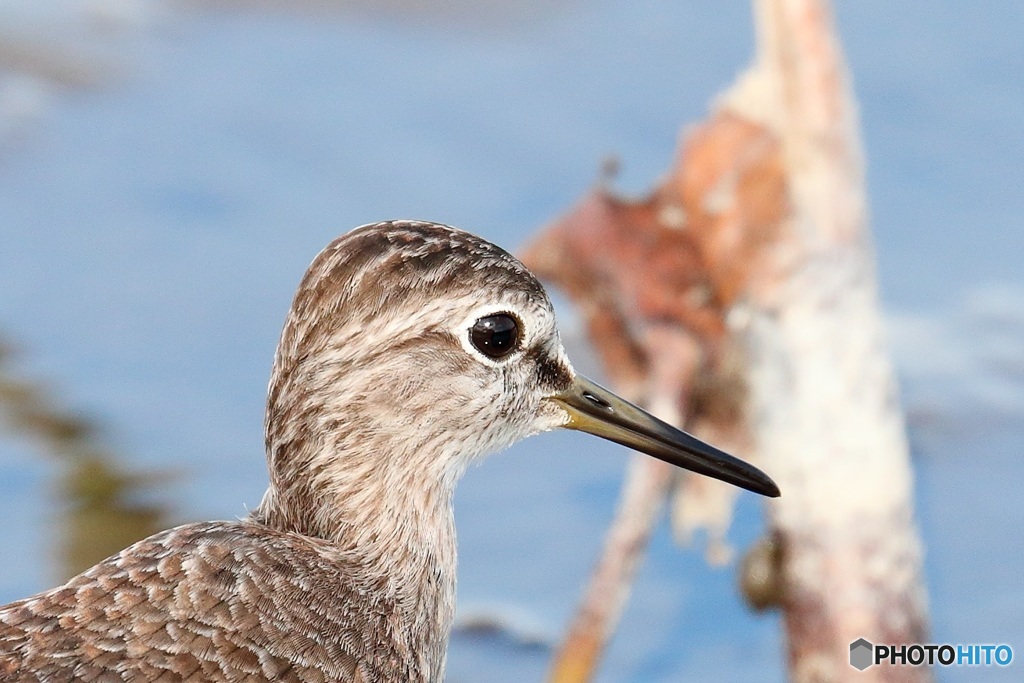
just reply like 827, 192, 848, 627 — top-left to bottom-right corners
1, 1, 1022, 680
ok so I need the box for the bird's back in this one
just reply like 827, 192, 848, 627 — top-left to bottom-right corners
0, 521, 431, 682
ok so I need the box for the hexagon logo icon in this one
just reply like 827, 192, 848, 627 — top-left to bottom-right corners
850, 638, 874, 671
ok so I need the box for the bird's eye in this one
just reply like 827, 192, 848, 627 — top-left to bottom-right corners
470, 314, 520, 359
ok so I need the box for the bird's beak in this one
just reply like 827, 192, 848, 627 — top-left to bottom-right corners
548, 376, 780, 498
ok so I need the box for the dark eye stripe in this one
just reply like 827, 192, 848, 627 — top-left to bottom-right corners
470, 314, 520, 359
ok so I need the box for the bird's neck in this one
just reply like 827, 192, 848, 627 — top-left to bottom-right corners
252, 450, 459, 587
250, 448, 458, 682
257, 471, 456, 559
250, 426, 462, 662
253, 347, 482, 669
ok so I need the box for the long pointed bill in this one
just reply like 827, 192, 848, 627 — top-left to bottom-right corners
548, 376, 780, 498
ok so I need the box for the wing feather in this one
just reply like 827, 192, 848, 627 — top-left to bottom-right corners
0, 522, 410, 682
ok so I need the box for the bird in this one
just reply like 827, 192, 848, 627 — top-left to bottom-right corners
0, 220, 778, 682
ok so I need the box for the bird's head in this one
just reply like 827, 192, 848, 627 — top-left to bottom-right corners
261, 221, 777, 539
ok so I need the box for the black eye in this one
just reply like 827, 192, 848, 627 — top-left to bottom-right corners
470, 313, 520, 359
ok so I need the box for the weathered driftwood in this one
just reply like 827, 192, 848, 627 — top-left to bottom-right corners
524, 1, 929, 680
726, 1, 930, 679
524, 109, 783, 683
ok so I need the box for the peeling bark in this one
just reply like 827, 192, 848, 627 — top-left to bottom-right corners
524, 112, 786, 683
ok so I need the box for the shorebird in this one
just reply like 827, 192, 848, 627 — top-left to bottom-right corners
0, 220, 778, 682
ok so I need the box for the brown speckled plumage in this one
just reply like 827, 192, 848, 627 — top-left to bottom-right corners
1, 522, 431, 681
0, 220, 777, 682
